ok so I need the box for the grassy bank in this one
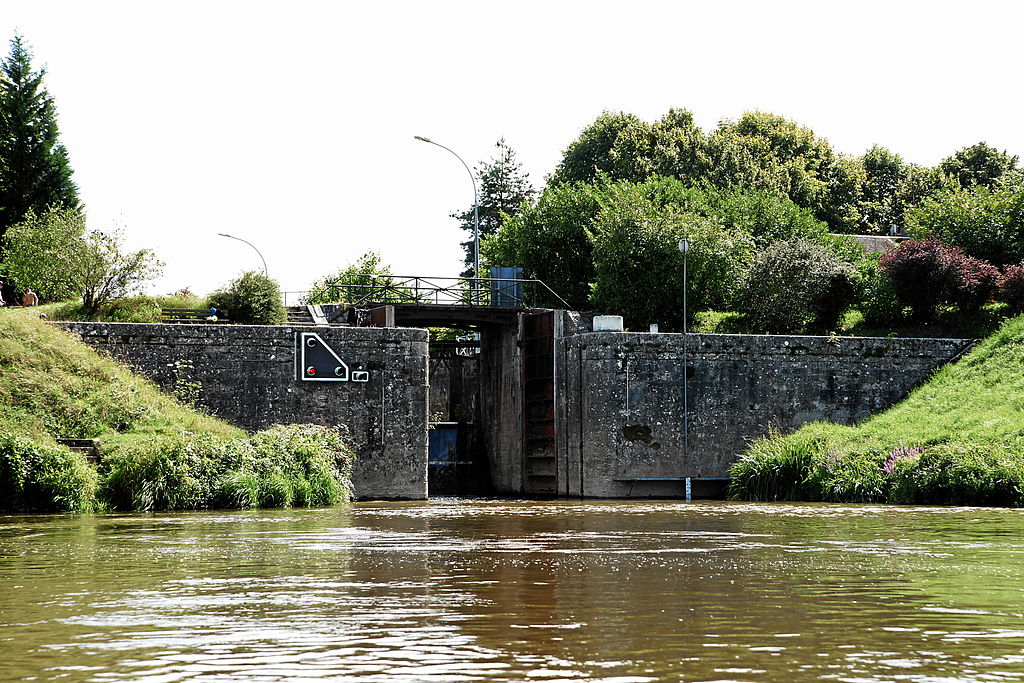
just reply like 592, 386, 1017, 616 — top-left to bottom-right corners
730, 314, 1024, 506
0, 307, 355, 513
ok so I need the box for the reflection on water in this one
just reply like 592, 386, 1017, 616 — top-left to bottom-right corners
3, 500, 1024, 681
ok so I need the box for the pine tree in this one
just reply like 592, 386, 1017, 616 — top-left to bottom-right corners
453, 139, 534, 277
0, 33, 79, 250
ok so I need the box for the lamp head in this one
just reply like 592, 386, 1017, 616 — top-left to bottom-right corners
414, 135, 433, 143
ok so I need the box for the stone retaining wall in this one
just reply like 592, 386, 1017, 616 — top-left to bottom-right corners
57, 322, 429, 500
556, 332, 974, 498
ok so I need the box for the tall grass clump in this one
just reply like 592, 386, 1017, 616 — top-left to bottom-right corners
102, 424, 355, 511
731, 313, 1024, 506
0, 433, 98, 512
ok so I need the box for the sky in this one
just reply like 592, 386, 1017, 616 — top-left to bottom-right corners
3, 0, 1023, 300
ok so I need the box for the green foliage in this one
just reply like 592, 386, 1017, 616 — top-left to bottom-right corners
247, 424, 354, 506
939, 142, 1019, 189
549, 111, 657, 186
730, 314, 1024, 506
858, 145, 912, 234
304, 251, 414, 305
0, 210, 163, 310
207, 270, 286, 325
484, 175, 837, 318
452, 139, 535, 277
738, 238, 858, 334
79, 229, 163, 312
550, 109, 864, 232
102, 424, 354, 511
590, 185, 754, 330
906, 184, 1024, 266
0, 433, 97, 512
0, 206, 86, 301
483, 182, 604, 309
702, 186, 830, 245
0, 33, 79, 247
857, 257, 905, 326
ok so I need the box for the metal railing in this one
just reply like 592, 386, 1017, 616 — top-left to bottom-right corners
304, 275, 570, 310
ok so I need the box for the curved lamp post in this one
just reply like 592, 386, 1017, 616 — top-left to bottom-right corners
218, 233, 268, 276
414, 135, 480, 297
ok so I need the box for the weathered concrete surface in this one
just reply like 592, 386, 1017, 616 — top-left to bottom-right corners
556, 332, 974, 498
478, 323, 524, 494
57, 322, 429, 500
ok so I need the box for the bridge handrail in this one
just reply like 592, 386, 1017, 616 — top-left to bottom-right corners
314, 275, 570, 310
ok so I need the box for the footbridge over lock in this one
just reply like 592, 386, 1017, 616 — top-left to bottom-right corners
59, 273, 975, 501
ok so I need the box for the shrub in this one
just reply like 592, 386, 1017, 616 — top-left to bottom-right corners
887, 442, 1024, 507
950, 255, 1000, 312
880, 238, 999, 319
858, 258, 905, 326
101, 424, 355, 511
879, 237, 959, 320
998, 262, 1024, 314
737, 238, 858, 334
906, 184, 1024, 266
0, 434, 98, 512
207, 271, 286, 325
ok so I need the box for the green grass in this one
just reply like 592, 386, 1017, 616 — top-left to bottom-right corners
730, 314, 1024, 505
46, 294, 206, 323
0, 307, 355, 513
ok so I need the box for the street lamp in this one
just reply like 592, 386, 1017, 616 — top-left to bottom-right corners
218, 233, 268, 276
678, 238, 690, 457
414, 135, 480, 298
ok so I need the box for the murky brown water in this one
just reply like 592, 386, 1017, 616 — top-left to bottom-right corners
2, 500, 1024, 682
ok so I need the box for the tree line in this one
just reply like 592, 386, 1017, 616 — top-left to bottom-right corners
459, 109, 1022, 333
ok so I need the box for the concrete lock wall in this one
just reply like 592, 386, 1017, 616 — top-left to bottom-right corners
58, 322, 430, 500
555, 331, 974, 498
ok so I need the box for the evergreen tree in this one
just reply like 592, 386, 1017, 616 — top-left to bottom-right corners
453, 139, 534, 277
0, 33, 79, 250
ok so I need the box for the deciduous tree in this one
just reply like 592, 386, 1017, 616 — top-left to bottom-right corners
939, 142, 1019, 189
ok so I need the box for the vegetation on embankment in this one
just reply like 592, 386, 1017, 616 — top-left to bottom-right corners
730, 314, 1024, 506
0, 307, 354, 513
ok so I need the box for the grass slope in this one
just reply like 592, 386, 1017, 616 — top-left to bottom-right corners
0, 307, 354, 512
730, 314, 1024, 506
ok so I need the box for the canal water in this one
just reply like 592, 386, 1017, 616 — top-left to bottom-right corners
2, 500, 1024, 682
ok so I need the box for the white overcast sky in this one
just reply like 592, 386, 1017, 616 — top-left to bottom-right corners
3, 0, 1023, 299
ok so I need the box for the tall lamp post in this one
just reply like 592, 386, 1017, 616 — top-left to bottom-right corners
678, 238, 690, 457
414, 135, 480, 300
218, 233, 268, 276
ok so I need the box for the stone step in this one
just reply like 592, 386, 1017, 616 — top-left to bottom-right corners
286, 305, 329, 325
57, 438, 100, 463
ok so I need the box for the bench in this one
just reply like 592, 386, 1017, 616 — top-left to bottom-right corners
160, 308, 230, 323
